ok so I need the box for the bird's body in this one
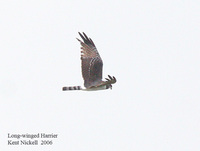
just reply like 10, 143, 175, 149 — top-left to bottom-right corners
62, 32, 116, 91
82, 85, 108, 91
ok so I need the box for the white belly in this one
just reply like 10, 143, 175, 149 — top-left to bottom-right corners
82, 85, 107, 91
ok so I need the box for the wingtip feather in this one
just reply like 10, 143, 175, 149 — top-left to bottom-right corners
108, 75, 112, 79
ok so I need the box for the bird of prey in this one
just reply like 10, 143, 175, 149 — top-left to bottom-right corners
62, 32, 116, 91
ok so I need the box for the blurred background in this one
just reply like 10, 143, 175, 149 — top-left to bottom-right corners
0, 0, 200, 150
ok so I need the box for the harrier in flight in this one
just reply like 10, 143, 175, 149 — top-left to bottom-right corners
62, 32, 116, 91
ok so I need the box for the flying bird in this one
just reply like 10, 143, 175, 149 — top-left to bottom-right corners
62, 32, 116, 91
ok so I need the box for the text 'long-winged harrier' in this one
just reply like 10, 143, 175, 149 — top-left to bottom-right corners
62, 32, 116, 91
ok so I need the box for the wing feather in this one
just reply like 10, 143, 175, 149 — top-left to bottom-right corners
77, 32, 103, 88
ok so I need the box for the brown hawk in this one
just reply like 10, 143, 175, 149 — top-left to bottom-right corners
62, 32, 116, 91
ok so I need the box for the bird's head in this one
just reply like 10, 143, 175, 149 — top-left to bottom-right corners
106, 84, 112, 89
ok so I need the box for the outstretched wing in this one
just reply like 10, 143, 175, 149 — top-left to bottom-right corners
89, 75, 117, 89
77, 32, 103, 88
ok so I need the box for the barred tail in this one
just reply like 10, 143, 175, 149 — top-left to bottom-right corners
62, 86, 82, 91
